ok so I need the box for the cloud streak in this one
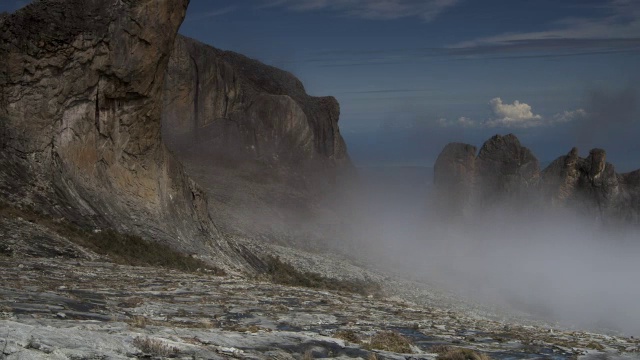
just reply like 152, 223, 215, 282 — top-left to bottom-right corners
451, 0, 640, 56
259, 0, 459, 21
188, 5, 237, 21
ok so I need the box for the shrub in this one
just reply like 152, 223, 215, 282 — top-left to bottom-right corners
368, 331, 413, 353
133, 337, 178, 357
264, 256, 381, 296
436, 348, 491, 360
335, 329, 361, 344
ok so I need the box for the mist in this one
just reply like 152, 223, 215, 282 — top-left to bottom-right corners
326, 166, 640, 336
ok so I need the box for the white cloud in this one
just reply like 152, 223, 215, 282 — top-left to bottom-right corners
486, 98, 543, 128
259, 0, 459, 21
438, 117, 478, 128
552, 109, 588, 124
437, 99, 587, 129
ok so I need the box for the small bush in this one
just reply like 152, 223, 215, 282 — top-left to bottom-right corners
436, 348, 491, 360
368, 331, 413, 353
335, 329, 361, 344
85, 230, 225, 275
264, 256, 381, 296
587, 341, 605, 351
133, 337, 178, 357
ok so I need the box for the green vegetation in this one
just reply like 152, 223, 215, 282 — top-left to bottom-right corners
0, 201, 224, 275
434, 347, 491, 360
335, 329, 361, 344
367, 331, 413, 353
264, 256, 381, 296
133, 337, 179, 357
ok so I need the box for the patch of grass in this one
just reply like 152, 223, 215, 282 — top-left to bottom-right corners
0, 201, 225, 275
586, 341, 605, 351
436, 348, 491, 360
133, 337, 179, 357
367, 331, 413, 353
335, 329, 361, 344
76, 229, 225, 274
263, 256, 381, 296
118, 297, 144, 308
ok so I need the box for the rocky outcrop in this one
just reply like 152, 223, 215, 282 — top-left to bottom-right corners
434, 134, 640, 224
433, 143, 477, 217
161, 35, 352, 245
163, 35, 350, 170
541, 148, 636, 223
433, 135, 540, 216
0, 0, 224, 254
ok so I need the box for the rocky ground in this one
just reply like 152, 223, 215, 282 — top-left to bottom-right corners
2, 218, 640, 360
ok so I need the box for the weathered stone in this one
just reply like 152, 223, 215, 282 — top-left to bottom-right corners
0, 0, 256, 268
433, 143, 477, 218
433, 134, 540, 217
434, 134, 640, 224
163, 35, 350, 169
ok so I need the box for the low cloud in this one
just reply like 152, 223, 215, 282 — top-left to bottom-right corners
259, 0, 459, 21
438, 116, 478, 128
437, 98, 587, 129
486, 97, 542, 127
553, 109, 588, 124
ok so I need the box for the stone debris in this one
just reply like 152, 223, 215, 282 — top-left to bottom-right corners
1, 254, 639, 360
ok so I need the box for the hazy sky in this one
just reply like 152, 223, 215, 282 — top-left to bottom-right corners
3, 0, 640, 169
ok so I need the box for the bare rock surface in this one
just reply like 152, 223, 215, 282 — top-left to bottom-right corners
2, 250, 639, 359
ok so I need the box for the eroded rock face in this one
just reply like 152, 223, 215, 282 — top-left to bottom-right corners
0, 0, 222, 253
433, 143, 477, 217
161, 35, 353, 245
476, 134, 540, 204
541, 148, 627, 222
433, 134, 540, 216
434, 134, 640, 224
163, 35, 350, 169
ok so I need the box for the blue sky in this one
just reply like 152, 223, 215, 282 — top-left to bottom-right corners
3, 0, 640, 170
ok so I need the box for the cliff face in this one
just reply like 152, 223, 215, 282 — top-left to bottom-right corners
434, 134, 640, 224
434, 135, 540, 216
163, 35, 350, 169
161, 36, 352, 244
0, 0, 222, 253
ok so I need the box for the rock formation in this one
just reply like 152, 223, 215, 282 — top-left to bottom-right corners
434, 134, 540, 216
161, 35, 352, 244
0, 0, 354, 261
434, 134, 640, 224
433, 143, 477, 218
163, 35, 350, 170
0, 0, 225, 255
541, 148, 639, 223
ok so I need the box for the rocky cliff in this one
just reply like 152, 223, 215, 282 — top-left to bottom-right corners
163, 35, 350, 169
0, 0, 353, 262
0, 0, 229, 257
161, 35, 352, 244
434, 134, 640, 224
